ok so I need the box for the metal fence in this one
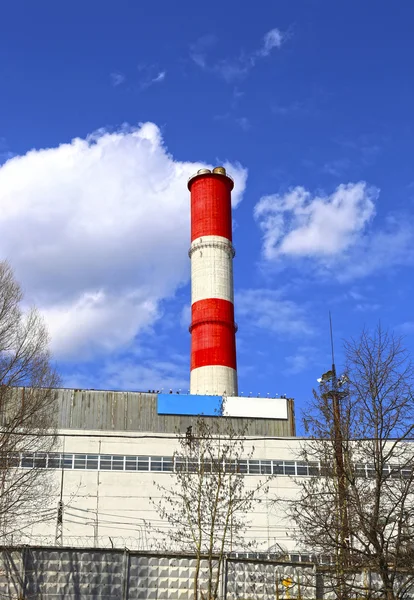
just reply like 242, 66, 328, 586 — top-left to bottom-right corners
0, 546, 412, 600
0, 546, 316, 600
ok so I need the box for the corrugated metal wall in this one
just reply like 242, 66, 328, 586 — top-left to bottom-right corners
55, 389, 295, 436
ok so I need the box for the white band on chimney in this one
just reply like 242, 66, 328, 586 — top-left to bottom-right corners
190, 235, 235, 305
190, 365, 238, 397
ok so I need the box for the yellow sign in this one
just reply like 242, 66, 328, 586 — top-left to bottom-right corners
281, 577, 293, 588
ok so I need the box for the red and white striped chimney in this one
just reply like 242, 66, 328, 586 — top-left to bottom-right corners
188, 166, 238, 396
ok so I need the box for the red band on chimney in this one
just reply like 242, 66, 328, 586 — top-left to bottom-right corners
191, 315, 237, 371
190, 176, 233, 242
190, 298, 235, 332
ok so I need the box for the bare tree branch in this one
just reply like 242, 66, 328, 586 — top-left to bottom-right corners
149, 409, 272, 600
291, 325, 414, 600
0, 261, 60, 540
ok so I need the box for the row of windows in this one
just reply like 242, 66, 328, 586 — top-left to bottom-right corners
14, 452, 413, 479
17, 453, 316, 475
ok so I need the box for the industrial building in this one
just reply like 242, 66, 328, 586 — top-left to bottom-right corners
8, 166, 311, 555
18, 388, 304, 555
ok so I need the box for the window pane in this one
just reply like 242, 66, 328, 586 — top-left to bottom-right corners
34, 453, 47, 468
21, 454, 34, 468
238, 460, 248, 474
390, 465, 400, 478
201, 459, 212, 472
100, 455, 112, 470
47, 453, 61, 469
112, 455, 124, 471
272, 462, 283, 475
162, 458, 173, 472
260, 461, 271, 474
284, 462, 295, 475
248, 460, 260, 474
137, 456, 149, 471
151, 458, 162, 471
309, 462, 319, 476
297, 463, 308, 476
212, 460, 222, 472
63, 454, 74, 469
125, 456, 137, 471
86, 455, 98, 470
225, 460, 238, 473
74, 455, 86, 469
174, 458, 186, 472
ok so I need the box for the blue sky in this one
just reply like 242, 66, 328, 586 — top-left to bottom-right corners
1, 1, 414, 425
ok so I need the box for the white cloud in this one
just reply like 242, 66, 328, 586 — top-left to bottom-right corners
180, 304, 191, 329
141, 70, 166, 90
110, 72, 125, 86
65, 356, 189, 393
254, 182, 414, 281
258, 28, 285, 56
284, 347, 314, 375
191, 27, 286, 83
236, 289, 313, 337
254, 182, 378, 261
354, 302, 380, 312
0, 123, 247, 359
152, 71, 165, 83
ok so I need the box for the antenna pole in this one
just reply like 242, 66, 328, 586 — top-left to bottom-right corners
329, 312, 350, 595
329, 310, 336, 374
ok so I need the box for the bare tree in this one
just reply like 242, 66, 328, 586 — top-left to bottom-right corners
0, 261, 60, 541
291, 326, 414, 600
150, 411, 272, 600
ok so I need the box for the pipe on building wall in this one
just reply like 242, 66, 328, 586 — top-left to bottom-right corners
188, 167, 238, 396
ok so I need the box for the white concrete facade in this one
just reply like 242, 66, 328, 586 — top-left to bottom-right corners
23, 431, 304, 553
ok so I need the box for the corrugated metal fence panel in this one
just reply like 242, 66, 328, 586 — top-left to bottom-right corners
0, 549, 22, 598
23, 548, 125, 600
53, 388, 295, 436
226, 560, 316, 600
2, 547, 399, 600
0, 547, 321, 600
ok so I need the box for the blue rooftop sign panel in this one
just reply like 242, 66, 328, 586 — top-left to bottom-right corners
157, 394, 222, 416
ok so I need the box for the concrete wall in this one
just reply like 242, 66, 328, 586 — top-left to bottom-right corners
19, 432, 304, 554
